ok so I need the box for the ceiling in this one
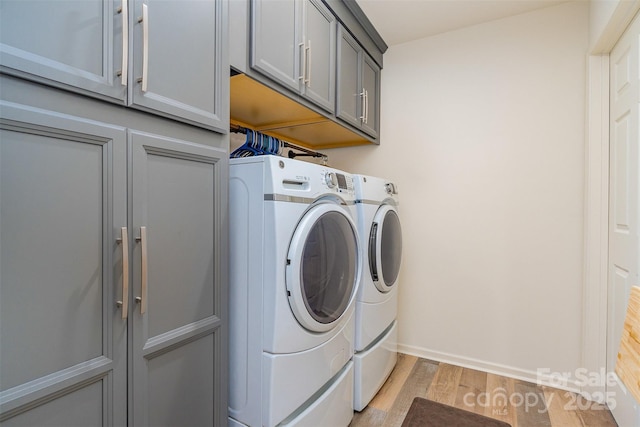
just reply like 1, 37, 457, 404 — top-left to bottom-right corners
355, 0, 570, 47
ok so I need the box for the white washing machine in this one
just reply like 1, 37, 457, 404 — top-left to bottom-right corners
229, 155, 361, 427
353, 175, 403, 411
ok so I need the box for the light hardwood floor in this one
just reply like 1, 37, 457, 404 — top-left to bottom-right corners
350, 354, 618, 427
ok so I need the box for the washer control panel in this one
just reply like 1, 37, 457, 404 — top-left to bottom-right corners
322, 171, 354, 195
324, 172, 338, 188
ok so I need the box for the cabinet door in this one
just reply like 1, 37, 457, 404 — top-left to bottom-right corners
361, 53, 380, 138
130, 0, 228, 132
251, 0, 301, 92
301, 0, 336, 113
0, 102, 127, 425
336, 25, 362, 129
130, 131, 227, 427
0, 0, 126, 102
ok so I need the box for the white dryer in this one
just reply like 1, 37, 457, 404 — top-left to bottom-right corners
229, 155, 361, 427
353, 175, 403, 411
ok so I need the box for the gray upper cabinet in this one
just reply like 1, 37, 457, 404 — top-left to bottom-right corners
251, 0, 298, 91
0, 0, 228, 132
337, 24, 380, 139
300, 0, 336, 112
251, 0, 335, 113
0, 0, 126, 101
129, 0, 228, 132
361, 53, 380, 138
336, 27, 360, 130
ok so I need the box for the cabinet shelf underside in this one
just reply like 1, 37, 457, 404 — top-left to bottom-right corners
230, 74, 373, 149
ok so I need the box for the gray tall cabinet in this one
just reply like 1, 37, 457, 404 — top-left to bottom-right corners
0, 0, 229, 426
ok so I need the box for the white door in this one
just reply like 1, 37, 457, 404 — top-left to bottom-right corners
608, 9, 640, 426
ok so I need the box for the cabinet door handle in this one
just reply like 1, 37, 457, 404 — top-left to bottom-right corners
118, 1, 129, 86
138, 4, 149, 92
116, 227, 129, 319
359, 89, 366, 121
299, 42, 306, 83
364, 89, 369, 124
136, 226, 148, 314
305, 40, 311, 86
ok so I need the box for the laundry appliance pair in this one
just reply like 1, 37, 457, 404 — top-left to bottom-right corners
228, 155, 402, 426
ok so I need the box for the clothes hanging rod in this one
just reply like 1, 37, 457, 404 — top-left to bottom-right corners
230, 124, 328, 162
287, 151, 325, 159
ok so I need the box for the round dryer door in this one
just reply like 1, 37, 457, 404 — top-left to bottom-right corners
286, 203, 359, 332
369, 205, 402, 292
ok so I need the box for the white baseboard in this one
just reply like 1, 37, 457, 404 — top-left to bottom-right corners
397, 343, 582, 394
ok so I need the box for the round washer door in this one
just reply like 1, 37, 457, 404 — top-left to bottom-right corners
369, 205, 402, 292
286, 203, 359, 332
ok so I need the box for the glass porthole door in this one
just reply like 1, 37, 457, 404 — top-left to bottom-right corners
286, 203, 359, 332
369, 205, 402, 292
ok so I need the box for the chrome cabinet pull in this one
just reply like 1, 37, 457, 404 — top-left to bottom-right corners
299, 41, 311, 87
364, 89, 369, 124
116, 227, 129, 319
299, 42, 306, 83
359, 89, 366, 121
305, 40, 311, 86
138, 4, 149, 92
136, 226, 148, 314
117, 0, 129, 86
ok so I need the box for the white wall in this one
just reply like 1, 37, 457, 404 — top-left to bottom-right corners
326, 1, 589, 386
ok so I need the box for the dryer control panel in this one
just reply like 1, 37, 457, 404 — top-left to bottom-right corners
324, 172, 352, 190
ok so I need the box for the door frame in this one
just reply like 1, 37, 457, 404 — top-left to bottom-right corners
583, 0, 640, 400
